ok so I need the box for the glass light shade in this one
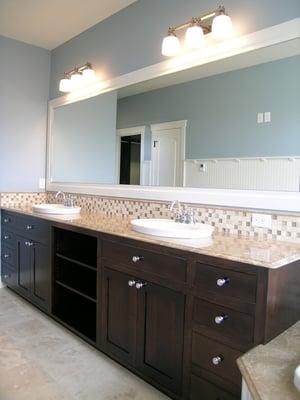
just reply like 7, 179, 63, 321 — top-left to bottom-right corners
70, 72, 83, 88
212, 14, 233, 40
161, 34, 181, 57
82, 67, 96, 83
59, 78, 72, 93
185, 25, 204, 49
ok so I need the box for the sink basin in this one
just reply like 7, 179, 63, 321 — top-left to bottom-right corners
294, 365, 300, 392
32, 203, 81, 215
131, 219, 214, 239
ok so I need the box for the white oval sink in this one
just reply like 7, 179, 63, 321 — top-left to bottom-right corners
131, 218, 214, 239
32, 203, 81, 215
294, 365, 300, 392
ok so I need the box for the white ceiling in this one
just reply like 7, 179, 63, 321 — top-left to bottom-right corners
0, 0, 137, 50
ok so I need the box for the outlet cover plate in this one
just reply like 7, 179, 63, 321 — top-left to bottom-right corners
252, 213, 272, 229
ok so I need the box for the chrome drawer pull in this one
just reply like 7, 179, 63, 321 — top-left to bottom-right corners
26, 225, 34, 230
4, 254, 10, 259
135, 281, 147, 290
214, 314, 228, 325
212, 355, 224, 366
216, 277, 230, 287
3, 274, 10, 279
25, 241, 34, 247
128, 280, 136, 287
3, 218, 10, 223
3, 235, 10, 240
132, 256, 144, 263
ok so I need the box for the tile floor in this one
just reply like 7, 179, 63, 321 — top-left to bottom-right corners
0, 287, 169, 400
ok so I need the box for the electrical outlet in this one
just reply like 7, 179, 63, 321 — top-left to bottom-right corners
39, 178, 45, 189
252, 213, 272, 229
250, 247, 271, 262
199, 163, 206, 172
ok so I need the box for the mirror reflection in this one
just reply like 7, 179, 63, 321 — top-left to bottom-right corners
50, 40, 300, 191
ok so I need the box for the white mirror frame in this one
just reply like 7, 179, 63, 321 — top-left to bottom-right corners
47, 18, 300, 212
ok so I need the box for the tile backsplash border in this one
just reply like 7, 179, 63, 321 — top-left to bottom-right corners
1, 192, 299, 243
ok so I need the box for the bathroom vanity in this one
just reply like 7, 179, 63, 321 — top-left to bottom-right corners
1, 208, 300, 400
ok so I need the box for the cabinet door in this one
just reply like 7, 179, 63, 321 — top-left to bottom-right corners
16, 236, 32, 295
137, 282, 185, 395
101, 266, 138, 365
31, 241, 51, 311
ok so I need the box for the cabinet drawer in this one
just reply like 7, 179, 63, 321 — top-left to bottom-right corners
1, 244, 16, 267
190, 374, 238, 400
1, 229, 15, 248
1, 211, 16, 229
192, 263, 257, 303
16, 215, 49, 244
1, 263, 17, 287
193, 298, 254, 346
102, 239, 187, 283
192, 332, 242, 386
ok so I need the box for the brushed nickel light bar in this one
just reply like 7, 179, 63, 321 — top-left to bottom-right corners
59, 62, 96, 93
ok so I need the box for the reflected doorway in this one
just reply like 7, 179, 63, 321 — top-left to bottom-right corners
120, 134, 141, 185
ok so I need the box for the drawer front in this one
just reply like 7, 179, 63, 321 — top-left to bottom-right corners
190, 374, 238, 400
1, 211, 16, 229
192, 332, 242, 386
16, 215, 49, 243
102, 239, 187, 283
1, 244, 16, 267
1, 229, 15, 249
1, 263, 17, 287
192, 263, 257, 303
193, 298, 254, 346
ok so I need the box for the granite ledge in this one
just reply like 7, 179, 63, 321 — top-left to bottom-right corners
1, 206, 300, 269
237, 321, 300, 400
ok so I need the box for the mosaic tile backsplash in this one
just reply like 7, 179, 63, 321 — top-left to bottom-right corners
1, 192, 299, 243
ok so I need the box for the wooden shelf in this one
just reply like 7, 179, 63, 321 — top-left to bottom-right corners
55, 280, 96, 303
55, 253, 97, 272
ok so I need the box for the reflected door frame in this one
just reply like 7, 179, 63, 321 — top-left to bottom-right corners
150, 120, 187, 187
116, 126, 146, 185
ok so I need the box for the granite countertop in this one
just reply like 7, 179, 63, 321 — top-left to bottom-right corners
237, 321, 300, 400
2, 206, 300, 269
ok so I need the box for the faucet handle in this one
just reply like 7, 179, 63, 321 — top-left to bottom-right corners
65, 194, 76, 207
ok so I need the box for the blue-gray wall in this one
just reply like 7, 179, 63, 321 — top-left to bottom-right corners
0, 36, 50, 191
50, 0, 300, 99
117, 56, 300, 158
52, 91, 117, 184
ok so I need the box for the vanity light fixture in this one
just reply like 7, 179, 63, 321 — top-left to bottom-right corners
59, 62, 96, 93
162, 5, 233, 57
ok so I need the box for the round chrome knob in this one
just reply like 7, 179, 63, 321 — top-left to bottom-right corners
3, 218, 9, 223
3, 235, 10, 240
214, 315, 227, 325
3, 274, 9, 279
4, 254, 9, 259
26, 225, 33, 230
217, 277, 229, 287
132, 256, 143, 263
212, 355, 224, 366
128, 280, 136, 287
135, 281, 146, 290
25, 241, 34, 247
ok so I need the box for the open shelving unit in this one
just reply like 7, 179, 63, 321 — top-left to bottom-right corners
52, 228, 98, 342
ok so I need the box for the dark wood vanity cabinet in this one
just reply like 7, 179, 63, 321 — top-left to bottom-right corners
1, 211, 51, 311
100, 238, 186, 396
1, 211, 300, 400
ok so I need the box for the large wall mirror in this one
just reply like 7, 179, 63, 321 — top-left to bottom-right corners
47, 34, 300, 209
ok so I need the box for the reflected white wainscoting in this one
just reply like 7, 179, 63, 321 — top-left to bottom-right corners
241, 380, 253, 400
184, 157, 300, 191
141, 160, 152, 186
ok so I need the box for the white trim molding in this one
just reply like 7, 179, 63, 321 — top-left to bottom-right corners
46, 18, 300, 213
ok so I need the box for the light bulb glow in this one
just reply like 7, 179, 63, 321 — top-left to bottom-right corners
185, 25, 204, 49
70, 72, 83, 88
161, 33, 181, 57
59, 78, 72, 92
82, 67, 96, 83
212, 14, 233, 39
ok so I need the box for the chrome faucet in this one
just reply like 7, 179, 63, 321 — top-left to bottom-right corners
55, 191, 75, 207
170, 200, 196, 224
